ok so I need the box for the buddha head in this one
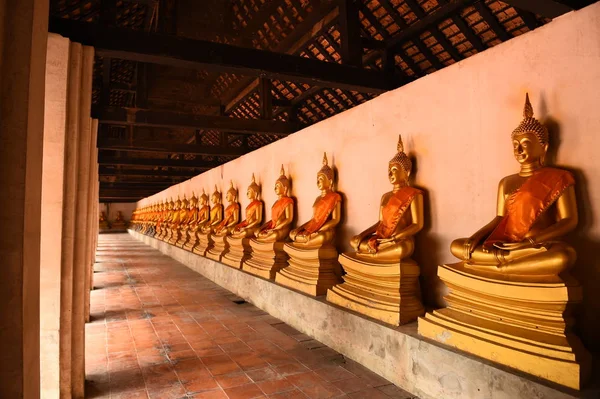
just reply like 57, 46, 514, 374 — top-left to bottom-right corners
190, 192, 198, 209
388, 135, 412, 186
200, 189, 209, 206
174, 196, 182, 210
512, 93, 549, 166
211, 185, 222, 205
247, 173, 260, 200
168, 198, 174, 210
317, 152, 334, 191
181, 195, 189, 210
275, 165, 291, 197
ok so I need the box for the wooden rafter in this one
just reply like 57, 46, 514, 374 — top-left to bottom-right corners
98, 155, 219, 169
98, 167, 198, 177
499, 0, 575, 18
49, 16, 398, 94
97, 139, 250, 156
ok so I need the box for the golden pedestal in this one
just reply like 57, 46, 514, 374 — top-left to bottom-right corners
168, 228, 181, 245
111, 221, 126, 230
183, 230, 198, 252
242, 240, 289, 280
206, 234, 228, 261
175, 229, 188, 248
99, 221, 110, 232
276, 244, 342, 296
221, 236, 251, 269
192, 232, 214, 256
418, 262, 591, 390
326, 253, 424, 326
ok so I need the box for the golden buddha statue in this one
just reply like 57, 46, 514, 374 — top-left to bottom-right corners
222, 174, 264, 269
418, 94, 590, 389
184, 190, 210, 252
99, 211, 109, 231
327, 136, 425, 325
165, 196, 182, 242
168, 195, 189, 245
277, 153, 343, 296
243, 166, 295, 279
193, 185, 223, 256
176, 193, 198, 248
157, 198, 174, 240
112, 210, 127, 230
207, 181, 241, 261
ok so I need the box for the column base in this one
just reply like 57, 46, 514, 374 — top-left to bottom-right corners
326, 253, 424, 326
221, 236, 251, 269
418, 262, 591, 390
242, 240, 289, 280
276, 244, 342, 296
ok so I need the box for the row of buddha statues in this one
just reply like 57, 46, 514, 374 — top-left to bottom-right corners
99, 210, 127, 231
129, 94, 590, 390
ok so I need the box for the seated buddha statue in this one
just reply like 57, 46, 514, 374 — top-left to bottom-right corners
168, 195, 189, 244
418, 94, 590, 390
112, 211, 126, 230
350, 136, 424, 262
158, 198, 175, 240
184, 190, 210, 251
254, 166, 294, 242
230, 174, 264, 239
99, 211, 109, 230
450, 94, 577, 277
200, 185, 224, 234
213, 181, 241, 237
165, 197, 182, 241
326, 136, 425, 324
177, 193, 198, 247
289, 153, 341, 248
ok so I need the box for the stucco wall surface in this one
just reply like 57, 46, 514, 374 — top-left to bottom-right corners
138, 4, 600, 350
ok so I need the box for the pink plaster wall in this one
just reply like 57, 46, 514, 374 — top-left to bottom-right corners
101, 202, 136, 223
138, 4, 600, 350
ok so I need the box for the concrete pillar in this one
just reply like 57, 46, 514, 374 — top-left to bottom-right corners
40, 33, 70, 399
0, 0, 49, 397
71, 45, 94, 399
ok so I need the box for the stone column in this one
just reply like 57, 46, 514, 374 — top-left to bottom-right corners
71, 45, 94, 399
84, 118, 99, 323
0, 0, 49, 398
40, 33, 71, 399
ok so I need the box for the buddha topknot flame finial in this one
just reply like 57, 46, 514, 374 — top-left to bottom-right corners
318, 152, 334, 181
512, 93, 548, 146
389, 134, 412, 174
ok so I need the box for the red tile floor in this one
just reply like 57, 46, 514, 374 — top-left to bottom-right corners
86, 233, 418, 399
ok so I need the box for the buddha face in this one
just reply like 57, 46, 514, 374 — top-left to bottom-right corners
226, 191, 235, 203
274, 181, 288, 196
513, 132, 547, 165
211, 194, 220, 205
200, 197, 207, 206
317, 173, 331, 191
247, 187, 256, 200
388, 164, 408, 185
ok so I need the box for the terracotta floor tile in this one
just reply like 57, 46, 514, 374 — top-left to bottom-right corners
347, 388, 390, 399
86, 235, 409, 399
224, 383, 266, 399
215, 372, 252, 388
256, 377, 296, 395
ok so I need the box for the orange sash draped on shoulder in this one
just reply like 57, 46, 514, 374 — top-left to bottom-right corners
484, 167, 574, 246
197, 205, 210, 223
216, 203, 240, 231
235, 200, 261, 230
261, 197, 294, 231
368, 187, 421, 251
302, 192, 341, 234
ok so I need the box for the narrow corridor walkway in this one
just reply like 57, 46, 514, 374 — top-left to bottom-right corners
85, 233, 417, 399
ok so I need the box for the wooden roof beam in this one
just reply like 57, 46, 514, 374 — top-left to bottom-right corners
499, 0, 575, 19
98, 155, 219, 169
49, 17, 398, 94
98, 167, 198, 177
93, 107, 299, 135
97, 138, 250, 157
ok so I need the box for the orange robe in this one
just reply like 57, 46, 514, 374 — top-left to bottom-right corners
300, 191, 341, 234
484, 167, 574, 246
234, 200, 262, 231
260, 197, 294, 232
215, 203, 241, 232
368, 187, 422, 251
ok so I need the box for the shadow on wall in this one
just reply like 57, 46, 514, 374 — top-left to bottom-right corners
544, 116, 598, 353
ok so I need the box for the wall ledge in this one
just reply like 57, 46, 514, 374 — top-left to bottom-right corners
128, 229, 582, 399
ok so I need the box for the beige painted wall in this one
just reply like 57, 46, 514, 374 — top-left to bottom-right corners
139, 4, 600, 350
